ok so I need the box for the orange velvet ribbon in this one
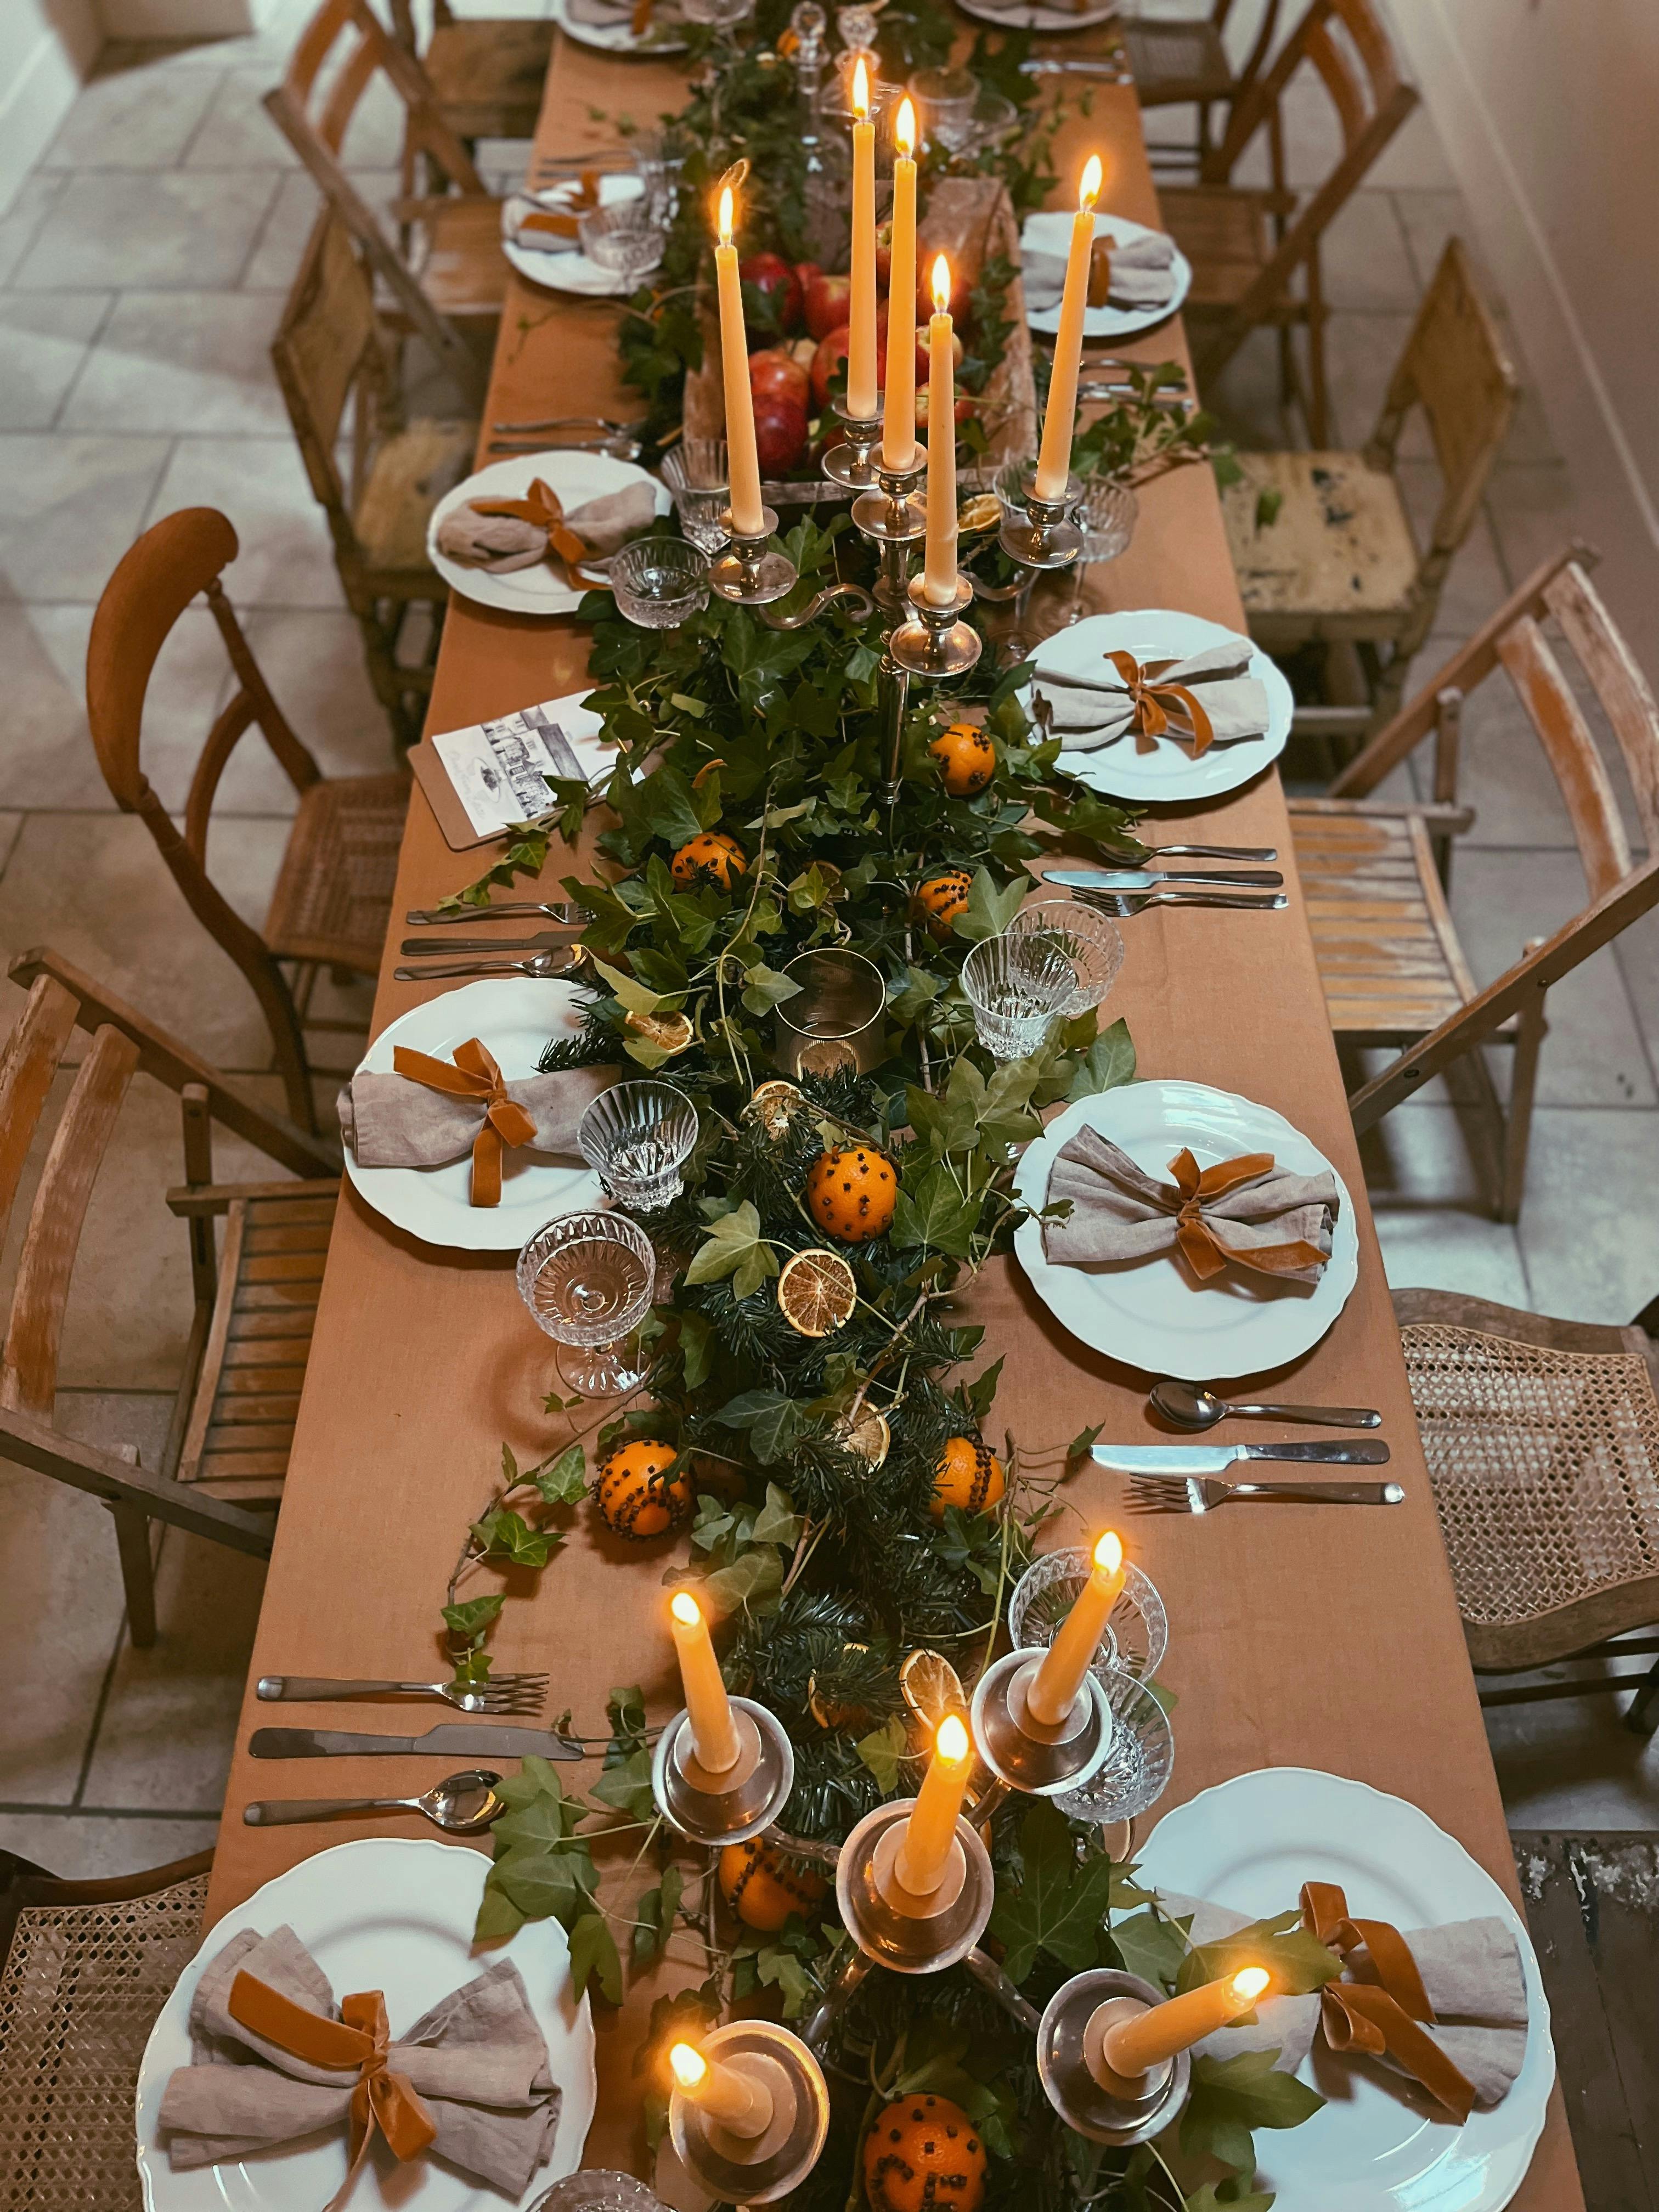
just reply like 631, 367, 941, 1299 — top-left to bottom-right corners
227, 1970, 436, 2212
630, 0, 654, 36
1167, 1147, 1330, 1282
391, 1036, 538, 1207
516, 168, 602, 240
1300, 1881, 1479, 2124
1104, 649, 1218, 758
471, 476, 595, 585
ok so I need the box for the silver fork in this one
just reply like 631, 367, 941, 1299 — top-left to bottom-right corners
1127, 1474, 1405, 1514
405, 901, 585, 927
393, 950, 580, 983
257, 1672, 551, 1715
1078, 888, 1288, 916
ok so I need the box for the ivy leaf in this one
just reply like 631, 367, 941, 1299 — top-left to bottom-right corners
953, 866, 1028, 944
1111, 1907, 1193, 1991
1180, 2049, 1324, 2177
891, 1164, 981, 1257
855, 1714, 909, 1792
442, 1593, 504, 1645
685, 1203, 779, 1301
634, 1865, 686, 1966
492, 1847, 586, 1923
1179, 1910, 1344, 1999
712, 1387, 805, 1464
531, 1444, 587, 1505
1068, 1017, 1137, 1098
751, 1482, 803, 1548
988, 1801, 1118, 1983
589, 955, 669, 1017
473, 1883, 525, 1940
888, 966, 944, 1025
568, 1910, 624, 2004
590, 1743, 655, 1821
963, 1355, 1004, 1426
471, 1506, 558, 1569
755, 1943, 814, 2017
740, 963, 805, 1015
678, 1310, 715, 1389
1068, 1421, 1103, 1465
698, 1545, 786, 1617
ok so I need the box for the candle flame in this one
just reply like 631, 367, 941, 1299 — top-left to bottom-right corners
1079, 154, 1103, 211
670, 1590, 703, 1628
1232, 1968, 1271, 2004
851, 55, 870, 118
716, 185, 734, 247
935, 1713, 970, 1765
931, 252, 951, 314
669, 2042, 708, 2090
1093, 1530, 1124, 1575
895, 94, 916, 157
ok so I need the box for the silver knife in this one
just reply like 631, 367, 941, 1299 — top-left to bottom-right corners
400, 930, 581, 956
249, 1723, 584, 1759
1045, 867, 1284, 891
1093, 1441, 1391, 1472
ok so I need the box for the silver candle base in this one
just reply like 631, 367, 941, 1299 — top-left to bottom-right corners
998, 466, 1085, 571
651, 1699, 795, 1846
708, 505, 799, 605
835, 1800, 994, 1973
821, 399, 885, 490
888, 573, 982, 679
1036, 1970, 1192, 2145
969, 1648, 1114, 1797
668, 2021, 830, 2203
851, 447, 927, 616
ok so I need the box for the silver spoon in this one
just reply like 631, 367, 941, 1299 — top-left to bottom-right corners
243, 1768, 506, 1831
1150, 1378, 1383, 1431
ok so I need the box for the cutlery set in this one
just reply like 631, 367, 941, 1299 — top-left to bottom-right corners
396, 903, 588, 985
1043, 862, 1288, 916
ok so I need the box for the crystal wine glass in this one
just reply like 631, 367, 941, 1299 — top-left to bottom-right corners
659, 437, 730, 554
1005, 900, 1125, 1020
961, 928, 1080, 1060
517, 1211, 655, 1397
577, 202, 665, 291
1062, 479, 1138, 625
577, 1080, 699, 1207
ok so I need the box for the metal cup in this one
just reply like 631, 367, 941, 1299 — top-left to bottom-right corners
774, 949, 887, 1077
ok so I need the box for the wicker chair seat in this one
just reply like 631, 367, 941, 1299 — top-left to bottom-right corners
1123, 19, 1233, 105
1222, 453, 1420, 636
264, 770, 409, 973
427, 18, 555, 139
352, 417, 475, 579
1159, 184, 1280, 311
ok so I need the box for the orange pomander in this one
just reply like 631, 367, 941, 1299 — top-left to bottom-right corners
929, 1436, 1005, 1523
805, 1146, 899, 1243
670, 832, 747, 889
929, 721, 996, 797
912, 869, 974, 944
592, 1438, 691, 1541
718, 1838, 827, 1931
863, 2095, 988, 2212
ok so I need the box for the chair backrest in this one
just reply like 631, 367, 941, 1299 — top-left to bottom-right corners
1365, 240, 1517, 565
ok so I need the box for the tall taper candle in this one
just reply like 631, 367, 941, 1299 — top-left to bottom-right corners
669, 1589, 742, 1774
669, 2042, 775, 2138
1098, 1968, 1271, 2079
714, 184, 766, 537
894, 1712, 972, 1895
921, 253, 958, 607
882, 94, 918, 467
847, 57, 878, 420
1025, 1531, 1125, 1727
1034, 154, 1103, 501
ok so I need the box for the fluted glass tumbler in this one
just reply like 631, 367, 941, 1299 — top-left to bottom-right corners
577, 1080, 698, 1210
961, 929, 1079, 1060
517, 1210, 655, 1397
1006, 900, 1125, 1019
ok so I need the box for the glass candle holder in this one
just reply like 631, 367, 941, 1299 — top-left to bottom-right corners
660, 438, 731, 554
1005, 900, 1125, 1020
517, 1210, 655, 1398
961, 929, 1077, 1060
577, 1080, 699, 1209
610, 537, 708, 628
774, 948, 887, 1078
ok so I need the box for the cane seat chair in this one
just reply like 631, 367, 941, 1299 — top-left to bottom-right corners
0, 1847, 213, 2208
387, 0, 554, 149
1160, 0, 1418, 443
1395, 1289, 1659, 1737
0, 952, 341, 1644
1292, 543, 1659, 1220
1222, 240, 1517, 734
1126, 0, 1282, 176
85, 506, 408, 1132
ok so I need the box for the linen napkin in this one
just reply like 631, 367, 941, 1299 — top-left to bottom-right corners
436, 478, 658, 578
1024, 229, 1177, 314
158, 1925, 562, 2200
501, 177, 601, 253
1041, 1127, 1339, 1284
1034, 641, 1269, 758
340, 1050, 619, 1206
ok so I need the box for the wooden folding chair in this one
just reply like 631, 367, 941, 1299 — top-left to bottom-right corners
1161, 0, 1418, 443
85, 505, 408, 1134
263, 0, 505, 411
1292, 543, 1659, 1218
0, 951, 341, 1647
1222, 239, 1518, 733
386, 0, 554, 149
273, 212, 474, 747
1125, 0, 1282, 176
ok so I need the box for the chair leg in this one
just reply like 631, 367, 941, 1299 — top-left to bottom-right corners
1304, 256, 1328, 445
109, 1503, 158, 1647
1498, 969, 1548, 1224
1627, 1652, 1659, 1736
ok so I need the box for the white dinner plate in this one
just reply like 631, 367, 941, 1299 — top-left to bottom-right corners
1021, 208, 1192, 339
501, 172, 661, 299
1137, 1769, 1554, 2212
957, 0, 1119, 30
135, 1837, 597, 2212
1012, 1079, 1359, 1380
345, 978, 602, 1253
1025, 608, 1292, 803
551, 0, 687, 55
428, 450, 671, 619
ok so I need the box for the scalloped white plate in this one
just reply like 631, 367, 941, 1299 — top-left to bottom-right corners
1020, 208, 1193, 339
1138, 1769, 1554, 2212
551, 0, 687, 55
427, 450, 671, 619
501, 172, 659, 300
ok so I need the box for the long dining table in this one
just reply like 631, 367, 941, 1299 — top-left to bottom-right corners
204, 21, 1582, 2205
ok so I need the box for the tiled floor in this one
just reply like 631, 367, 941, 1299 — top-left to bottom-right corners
1, 3, 1656, 1880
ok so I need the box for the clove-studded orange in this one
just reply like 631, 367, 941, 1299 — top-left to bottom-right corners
805, 1144, 899, 1243
929, 720, 996, 797
912, 869, 974, 943
717, 1838, 827, 1931
929, 1435, 1005, 1523
592, 1438, 691, 1541
863, 2095, 988, 2212
670, 831, 747, 889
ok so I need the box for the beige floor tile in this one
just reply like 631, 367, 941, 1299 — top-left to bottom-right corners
1515, 1107, 1659, 1319
0, 295, 111, 432
0, 814, 22, 879
0, 1812, 219, 1874
12, 170, 280, 292
81, 1523, 268, 1814
143, 437, 343, 610
237, 608, 399, 777
183, 66, 301, 170
1391, 187, 1468, 293
0, 176, 64, 289
1362, 1102, 1532, 1302
1615, 911, 1659, 1070
1321, 309, 1414, 448
1373, 1205, 1532, 1305
0, 432, 171, 603
1319, 191, 1419, 313
1486, 1685, 1659, 1831
1393, 459, 1511, 633
238, 167, 402, 292
1482, 461, 1580, 593
62, 291, 288, 437
40, 55, 222, 172
0, 1455, 126, 1805
1364, 99, 1457, 193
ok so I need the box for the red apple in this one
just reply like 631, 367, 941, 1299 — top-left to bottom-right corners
789, 336, 817, 370
738, 250, 802, 337
915, 390, 979, 430
804, 270, 853, 340
875, 218, 893, 289
794, 259, 822, 294
810, 324, 850, 411
749, 346, 811, 409
753, 396, 809, 476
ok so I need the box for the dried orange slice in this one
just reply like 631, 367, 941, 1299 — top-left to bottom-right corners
744, 1077, 804, 1139
834, 1406, 890, 1468
625, 1008, 693, 1055
777, 1248, 857, 1338
899, 1649, 969, 1734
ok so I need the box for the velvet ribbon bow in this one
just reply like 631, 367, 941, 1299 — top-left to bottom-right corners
516, 168, 601, 240
1301, 1881, 1479, 2123
226, 1971, 436, 2212
1168, 1148, 1331, 1281
1103, 649, 1218, 758
391, 1037, 537, 1206
470, 476, 595, 585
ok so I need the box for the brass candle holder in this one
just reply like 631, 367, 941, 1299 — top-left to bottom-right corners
834, 1799, 994, 1973
1035, 1968, 1192, 2145
851, 445, 928, 616
998, 465, 1086, 572
822, 397, 887, 490
708, 504, 799, 605
969, 1646, 1114, 1798
651, 1695, 795, 1846
668, 2022, 831, 2203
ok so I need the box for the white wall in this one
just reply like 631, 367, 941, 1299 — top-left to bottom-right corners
0, 0, 103, 217
1384, 0, 1659, 676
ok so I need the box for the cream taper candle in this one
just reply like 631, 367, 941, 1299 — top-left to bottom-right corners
669, 2041, 775, 2138
1025, 1531, 1125, 1727
714, 184, 765, 537
1097, 1968, 1271, 2079
882, 95, 918, 467
894, 1712, 972, 1895
1034, 154, 1103, 501
669, 1589, 742, 1774
921, 252, 958, 607
847, 58, 878, 420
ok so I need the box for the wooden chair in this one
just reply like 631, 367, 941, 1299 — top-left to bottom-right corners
1125, 0, 1282, 176
387, 0, 554, 149
0, 1846, 213, 2205
1293, 543, 1659, 1220
85, 506, 409, 1134
1222, 239, 1518, 733
0, 951, 341, 1647
1160, 0, 1418, 443
274, 212, 474, 746
1395, 1289, 1659, 1737
263, 0, 505, 412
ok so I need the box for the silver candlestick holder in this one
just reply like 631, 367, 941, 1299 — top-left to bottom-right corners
889, 572, 983, 680
668, 2021, 831, 2203
834, 1799, 994, 1973
969, 1647, 1114, 1798
822, 398, 886, 491
1035, 1968, 1192, 2145
851, 445, 927, 616
998, 465, 1086, 571
651, 1697, 795, 1846
708, 505, 799, 605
